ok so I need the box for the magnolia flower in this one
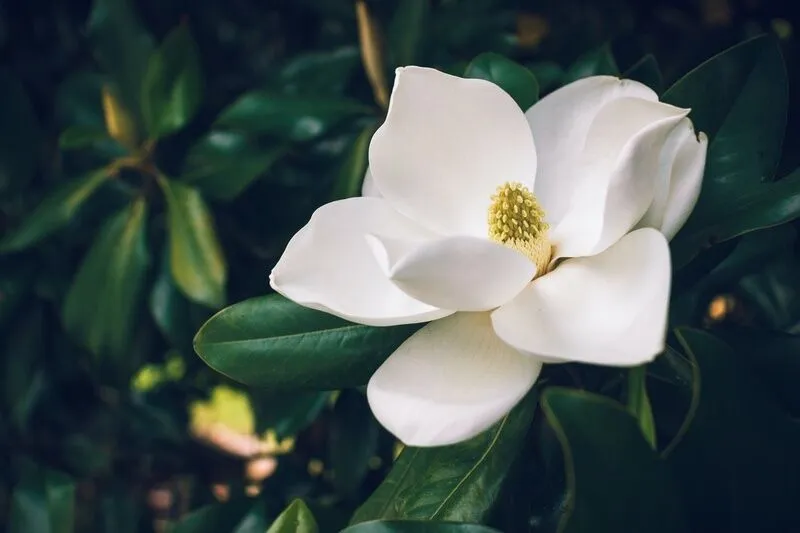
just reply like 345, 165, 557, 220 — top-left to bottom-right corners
270, 67, 708, 447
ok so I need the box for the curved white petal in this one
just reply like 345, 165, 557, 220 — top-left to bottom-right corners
366, 234, 536, 311
361, 167, 381, 198
550, 97, 689, 258
367, 312, 542, 447
637, 121, 708, 240
370, 66, 537, 237
491, 228, 670, 366
269, 197, 452, 326
659, 130, 708, 239
526, 76, 656, 225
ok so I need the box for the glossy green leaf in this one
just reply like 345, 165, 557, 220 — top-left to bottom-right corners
0, 168, 110, 252
0, 69, 41, 193
342, 522, 501, 533
670, 328, 800, 531
141, 24, 202, 138
58, 124, 114, 150
737, 253, 800, 332
159, 178, 227, 308
253, 391, 330, 438
215, 92, 373, 142
465, 53, 539, 110
149, 251, 196, 353
62, 198, 149, 361
330, 390, 379, 495
330, 122, 377, 200
279, 47, 360, 96
87, 0, 155, 119
622, 54, 662, 93
350, 391, 537, 524
528, 61, 564, 94
664, 36, 790, 266
194, 294, 419, 389
626, 365, 657, 448
541, 388, 688, 533
266, 500, 318, 533
183, 130, 287, 201
388, 0, 429, 67
562, 43, 619, 84
9, 459, 75, 533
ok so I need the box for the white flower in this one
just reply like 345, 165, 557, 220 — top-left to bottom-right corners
270, 67, 708, 447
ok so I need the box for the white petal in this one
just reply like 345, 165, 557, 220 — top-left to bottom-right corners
491, 228, 670, 366
367, 312, 542, 446
361, 167, 381, 198
269, 197, 452, 326
526, 76, 657, 225
659, 131, 708, 239
366, 234, 536, 311
550, 97, 689, 258
370, 66, 537, 237
637, 121, 708, 240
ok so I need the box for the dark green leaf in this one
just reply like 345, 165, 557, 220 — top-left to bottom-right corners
141, 24, 202, 138
1, 168, 109, 252
664, 36, 790, 266
2, 306, 46, 430
266, 500, 318, 533
330, 390, 379, 496
0, 260, 34, 325
341, 522, 501, 533
0, 69, 41, 193
253, 391, 330, 439
159, 177, 227, 308
388, 0, 429, 67
330, 122, 376, 200
87, 0, 155, 119
527, 61, 564, 94
737, 252, 800, 332
279, 47, 360, 96
215, 92, 373, 142
183, 131, 287, 201
541, 388, 688, 533
193, 294, 419, 390
350, 391, 537, 524
9, 459, 75, 533
670, 328, 800, 531
465, 53, 539, 110
62, 198, 150, 361
149, 250, 196, 353
171, 500, 255, 533
562, 44, 619, 84
622, 54, 662, 93
625, 366, 657, 448
58, 124, 114, 151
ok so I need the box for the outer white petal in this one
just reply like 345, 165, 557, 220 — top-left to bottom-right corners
367, 312, 542, 447
491, 228, 670, 366
370, 66, 537, 237
550, 97, 689, 258
366, 234, 536, 311
637, 120, 708, 240
269, 197, 452, 326
361, 167, 381, 198
659, 131, 708, 239
526, 76, 656, 225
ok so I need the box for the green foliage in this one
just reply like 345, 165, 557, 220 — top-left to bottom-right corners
266, 500, 318, 533
465, 53, 539, 110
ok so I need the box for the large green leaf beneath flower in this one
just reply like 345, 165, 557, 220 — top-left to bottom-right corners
87, 0, 154, 120
183, 131, 287, 201
0, 69, 41, 193
388, 0, 429, 67
159, 178, 227, 308
350, 391, 537, 524
193, 294, 419, 390
0, 168, 110, 252
9, 459, 75, 533
266, 500, 318, 533
541, 387, 688, 533
663, 36, 791, 266
342, 522, 501, 533
465, 53, 539, 110
669, 328, 800, 532
62, 198, 149, 362
141, 24, 202, 138
215, 92, 373, 142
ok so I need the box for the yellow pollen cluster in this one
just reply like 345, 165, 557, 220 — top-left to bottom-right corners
487, 181, 551, 276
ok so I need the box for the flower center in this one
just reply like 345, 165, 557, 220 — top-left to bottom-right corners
487, 181, 551, 276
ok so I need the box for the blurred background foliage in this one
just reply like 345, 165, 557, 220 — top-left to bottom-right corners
1, 0, 800, 531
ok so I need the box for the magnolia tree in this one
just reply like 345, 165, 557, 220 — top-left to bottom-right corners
2, 0, 800, 532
